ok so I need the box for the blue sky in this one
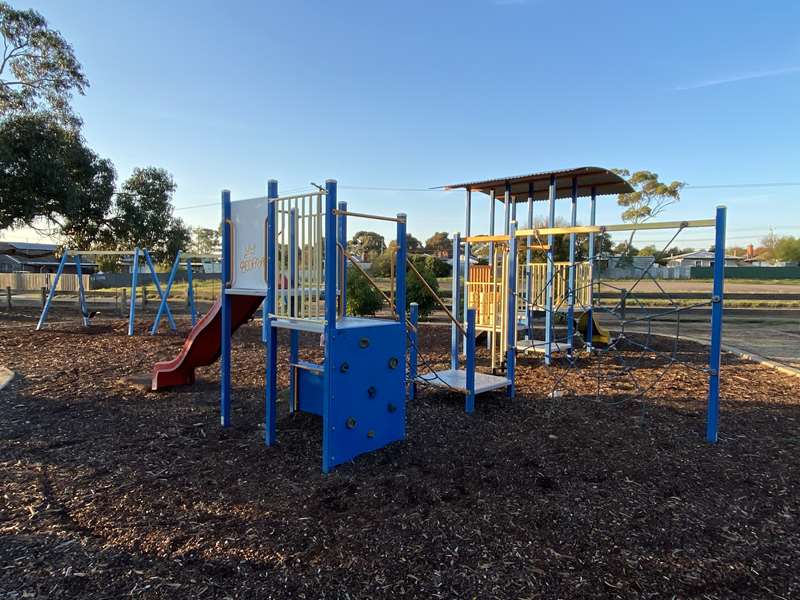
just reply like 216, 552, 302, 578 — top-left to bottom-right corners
12, 0, 800, 249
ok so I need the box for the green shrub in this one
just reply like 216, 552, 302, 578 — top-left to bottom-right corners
369, 251, 395, 277
371, 251, 450, 278
346, 267, 384, 316
409, 254, 450, 277
406, 260, 439, 317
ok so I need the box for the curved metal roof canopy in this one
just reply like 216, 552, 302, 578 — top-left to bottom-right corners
443, 166, 633, 202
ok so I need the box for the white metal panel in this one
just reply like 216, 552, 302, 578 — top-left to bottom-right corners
230, 196, 267, 292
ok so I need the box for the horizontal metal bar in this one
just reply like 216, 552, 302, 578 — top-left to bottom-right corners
270, 191, 325, 203
463, 234, 510, 243
515, 218, 716, 237
333, 209, 405, 223
69, 250, 141, 256
290, 361, 324, 373
180, 253, 220, 260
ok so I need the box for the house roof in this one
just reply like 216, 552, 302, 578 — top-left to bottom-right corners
0, 240, 57, 257
442, 166, 634, 202
667, 251, 740, 261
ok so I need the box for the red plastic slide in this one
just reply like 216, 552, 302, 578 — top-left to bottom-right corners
151, 294, 265, 390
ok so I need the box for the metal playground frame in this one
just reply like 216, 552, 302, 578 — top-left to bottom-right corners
444, 167, 727, 443
220, 180, 410, 472
36, 247, 177, 336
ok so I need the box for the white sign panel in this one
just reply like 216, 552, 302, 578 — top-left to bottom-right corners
230, 196, 267, 292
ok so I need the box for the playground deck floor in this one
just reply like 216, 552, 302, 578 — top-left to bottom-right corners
1, 309, 799, 599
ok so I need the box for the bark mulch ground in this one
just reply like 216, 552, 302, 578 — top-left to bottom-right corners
1, 309, 798, 599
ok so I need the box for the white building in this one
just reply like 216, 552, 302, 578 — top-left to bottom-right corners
665, 251, 742, 269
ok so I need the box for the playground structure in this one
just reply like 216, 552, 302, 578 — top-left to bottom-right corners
444, 166, 727, 443
153, 180, 410, 473
36, 247, 178, 336
147, 166, 727, 473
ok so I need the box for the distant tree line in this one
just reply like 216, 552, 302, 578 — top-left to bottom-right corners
0, 3, 191, 265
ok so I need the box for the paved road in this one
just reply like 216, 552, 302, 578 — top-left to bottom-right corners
598, 308, 800, 370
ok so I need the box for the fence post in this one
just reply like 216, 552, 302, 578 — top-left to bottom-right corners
122, 288, 127, 316
41, 286, 46, 308
5, 286, 10, 309
142, 286, 148, 309
620, 288, 627, 321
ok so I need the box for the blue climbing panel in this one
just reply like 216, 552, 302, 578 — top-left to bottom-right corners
302, 317, 406, 472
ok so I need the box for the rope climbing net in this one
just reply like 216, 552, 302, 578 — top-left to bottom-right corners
517, 213, 726, 435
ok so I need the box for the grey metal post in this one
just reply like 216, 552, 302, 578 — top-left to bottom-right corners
504, 182, 511, 235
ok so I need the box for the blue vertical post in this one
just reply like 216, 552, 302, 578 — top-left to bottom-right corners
128, 247, 140, 337
567, 177, 577, 357
395, 213, 407, 321
409, 302, 418, 400
36, 251, 69, 330
264, 180, 278, 441
706, 205, 727, 443
451, 232, 461, 370
465, 308, 476, 414
506, 221, 517, 397
143, 249, 177, 332
186, 257, 197, 326
525, 182, 534, 341
322, 179, 338, 473
544, 175, 556, 365
288, 207, 299, 414
337, 201, 348, 315
586, 186, 597, 350
151, 250, 181, 334
220, 193, 232, 426
74, 254, 89, 327
462, 188, 471, 354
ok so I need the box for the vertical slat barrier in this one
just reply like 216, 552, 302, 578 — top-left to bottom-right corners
337, 201, 348, 316
706, 206, 727, 443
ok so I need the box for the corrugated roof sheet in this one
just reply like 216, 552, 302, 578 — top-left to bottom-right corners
442, 166, 634, 201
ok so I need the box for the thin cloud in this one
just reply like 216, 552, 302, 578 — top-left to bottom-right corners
675, 65, 800, 91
